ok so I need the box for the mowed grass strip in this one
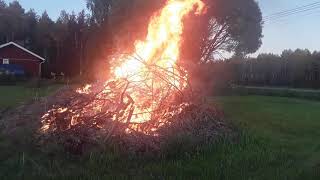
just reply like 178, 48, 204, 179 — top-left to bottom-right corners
1, 92, 320, 179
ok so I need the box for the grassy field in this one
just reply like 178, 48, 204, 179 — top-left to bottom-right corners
1, 85, 320, 179
233, 85, 320, 100
0, 84, 61, 108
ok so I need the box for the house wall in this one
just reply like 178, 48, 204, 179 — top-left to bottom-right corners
0, 45, 41, 77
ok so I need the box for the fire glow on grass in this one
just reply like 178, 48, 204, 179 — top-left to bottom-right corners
41, 0, 205, 134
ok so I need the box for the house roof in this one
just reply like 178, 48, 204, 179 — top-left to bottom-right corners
0, 42, 45, 61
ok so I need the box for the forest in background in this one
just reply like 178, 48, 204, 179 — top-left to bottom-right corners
1, 0, 319, 89
0, 1, 90, 77
235, 49, 320, 88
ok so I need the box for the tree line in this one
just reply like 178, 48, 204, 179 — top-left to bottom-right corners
0, 0, 91, 77
234, 49, 320, 88
0, 0, 263, 81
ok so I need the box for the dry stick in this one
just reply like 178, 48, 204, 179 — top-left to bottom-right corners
119, 53, 190, 102
104, 81, 130, 142
125, 94, 135, 124
61, 81, 129, 122
149, 68, 187, 98
132, 53, 189, 83
133, 57, 188, 85
44, 52, 195, 137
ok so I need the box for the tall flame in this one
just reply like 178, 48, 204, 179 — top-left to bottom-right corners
115, 0, 204, 78
112, 0, 205, 123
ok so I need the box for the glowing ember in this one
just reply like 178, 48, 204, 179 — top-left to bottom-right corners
41, 0, 206, 135
76, 84, 92, 94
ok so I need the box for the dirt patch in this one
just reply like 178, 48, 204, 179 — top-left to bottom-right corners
0, 86, 72, 143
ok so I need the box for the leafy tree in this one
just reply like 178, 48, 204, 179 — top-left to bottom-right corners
0, 0, 8, 43
0, 0, 24, 42
181, 0, 263, 63
24, 9, 38, 48
313, 51, 320, 60
86, 0, 113, 26
6, 0, 25, 41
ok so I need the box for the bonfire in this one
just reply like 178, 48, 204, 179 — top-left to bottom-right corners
39, 0, 229, 155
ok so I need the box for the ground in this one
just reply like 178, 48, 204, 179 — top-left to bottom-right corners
1, 85, 320, 179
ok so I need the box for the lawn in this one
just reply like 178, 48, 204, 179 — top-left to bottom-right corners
233, 86, 320, 100
0, 84, 62, 108
1, 92, 320, 179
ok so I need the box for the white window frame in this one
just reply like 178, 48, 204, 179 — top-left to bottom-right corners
2, 58, 9, 64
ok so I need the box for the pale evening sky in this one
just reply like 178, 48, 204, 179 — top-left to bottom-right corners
4, 0, 320, 56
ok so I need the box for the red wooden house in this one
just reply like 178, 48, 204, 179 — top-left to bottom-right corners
0, 42, 45, 77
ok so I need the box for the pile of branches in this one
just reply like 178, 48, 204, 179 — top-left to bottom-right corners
38, 55, 230, 155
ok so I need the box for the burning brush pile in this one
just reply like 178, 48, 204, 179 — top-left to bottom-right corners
39, 0, 230, 155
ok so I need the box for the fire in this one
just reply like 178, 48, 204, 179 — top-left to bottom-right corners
112, 0, 205, 123
40, 0, 206, 135
76, 84, 92, 94
115, 0, 204, 79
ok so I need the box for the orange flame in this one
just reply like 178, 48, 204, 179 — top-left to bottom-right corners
76, 84, 92, 94
40, 0, 206, 135
115, 0, 204, 78
113, 0, 205, 123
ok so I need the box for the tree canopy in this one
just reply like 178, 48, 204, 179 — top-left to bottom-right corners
181, 0, 263, 63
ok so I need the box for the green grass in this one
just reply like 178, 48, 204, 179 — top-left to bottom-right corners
1, 95, 320, 179
214, 96, 320, 178
233, 86, 320, 100
0, 84, 61, 108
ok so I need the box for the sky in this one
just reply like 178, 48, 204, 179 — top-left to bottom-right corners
3, 0, 320, 56
256, 0, 320, 55
4, 0, 87, 20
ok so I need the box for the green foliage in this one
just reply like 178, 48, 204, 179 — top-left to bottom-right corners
181, 0, 263, 63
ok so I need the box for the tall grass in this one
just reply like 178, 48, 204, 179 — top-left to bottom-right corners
0, 132, 297, 180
